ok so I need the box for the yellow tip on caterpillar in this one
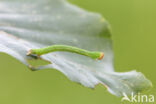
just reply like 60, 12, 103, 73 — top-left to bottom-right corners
98, 52, 104, 60
26, 49, 32, 56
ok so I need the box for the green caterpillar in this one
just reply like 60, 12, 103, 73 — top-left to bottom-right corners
27, 45, 104, 60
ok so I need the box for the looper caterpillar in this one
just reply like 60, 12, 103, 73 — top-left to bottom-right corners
27, 45, 104, 60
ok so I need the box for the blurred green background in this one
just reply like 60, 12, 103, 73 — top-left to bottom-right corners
0, 0, 155, 104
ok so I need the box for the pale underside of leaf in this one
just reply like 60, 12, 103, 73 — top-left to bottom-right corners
0, 0, 152, 96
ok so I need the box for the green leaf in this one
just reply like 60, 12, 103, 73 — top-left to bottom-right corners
0, 0, 152, 96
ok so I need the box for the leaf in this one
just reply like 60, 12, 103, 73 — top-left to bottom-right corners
0, 0, 152, 96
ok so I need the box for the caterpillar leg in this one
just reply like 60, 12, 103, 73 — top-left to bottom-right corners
27, 49, 40, 58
